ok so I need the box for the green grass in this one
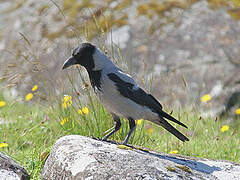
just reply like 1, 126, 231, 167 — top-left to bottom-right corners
0, 93, 240, 179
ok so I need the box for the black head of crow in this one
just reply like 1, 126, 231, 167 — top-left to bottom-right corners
62, 43, 95, 70
63, 42, 189, 145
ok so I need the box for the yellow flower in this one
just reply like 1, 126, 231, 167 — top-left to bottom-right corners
78, 107, 89, 115
25, 93, 33, 101
0, 143, 8, 148
82, 107, 89, 115
235, 108, 240, 115
146, 127, 154, 133
201, 94, 211, 102
63, 95, 72, 102
169, 150, 178, 154
0, 101, 6, 107
60, 118, 68, 125
220, 125, 229, 132
62, 102, 68, 108
136, 119, 143, 125
32, 85, 38, 91
62, 95, 72, 108
78, 109, 83, 115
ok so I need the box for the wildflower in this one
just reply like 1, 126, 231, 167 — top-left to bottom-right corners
201, 94, 211, 102
145, 124, 153, 133
82, 107, 89, 115
62, 102, 69, 108
146, 127, 154, 133
78, 107, 89, 115
63, 95, 72, 102
186, 131, 194, 136
78, 109, 83, 115
136, 119, 143, 125
235, 108, 240, 115
220, 125, 229, 132
25, 93, 33, 101
60, 118, 68, 125
0, 101, 6, 107
62, 95, 72, 108
0, 143, 8, 148
32, 85, 38, 91
169, 150, 178, 154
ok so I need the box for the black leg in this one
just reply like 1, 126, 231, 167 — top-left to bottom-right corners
123, 117, 136, 145
102, 113, 121, 141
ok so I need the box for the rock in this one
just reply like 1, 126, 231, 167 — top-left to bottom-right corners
42, 135, 240, 180
0, 152, 30, 180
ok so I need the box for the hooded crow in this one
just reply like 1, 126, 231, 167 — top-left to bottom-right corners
62, 42, 189, 144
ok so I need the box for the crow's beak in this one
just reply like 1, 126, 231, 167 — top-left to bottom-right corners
62, 56, 77, 69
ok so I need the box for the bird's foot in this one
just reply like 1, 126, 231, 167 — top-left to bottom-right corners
91, 135, 102, 141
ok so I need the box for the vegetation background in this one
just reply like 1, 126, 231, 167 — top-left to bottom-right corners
0, 0, 240, 179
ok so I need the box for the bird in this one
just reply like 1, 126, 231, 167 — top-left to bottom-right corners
62, 42, 189, 144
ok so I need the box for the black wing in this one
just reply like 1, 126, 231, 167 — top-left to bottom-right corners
108, 73, 187, 128
108, 73, 162, 109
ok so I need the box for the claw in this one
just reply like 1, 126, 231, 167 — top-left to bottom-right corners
91, 135, 101, 141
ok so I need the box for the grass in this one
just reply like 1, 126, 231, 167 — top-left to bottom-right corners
0, 87, 240, 179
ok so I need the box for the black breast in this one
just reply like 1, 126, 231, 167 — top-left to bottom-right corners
88, 70, 102, 92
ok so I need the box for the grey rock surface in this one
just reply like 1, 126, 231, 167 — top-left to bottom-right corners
0, 152, 30, 180
42, 135, 240, 180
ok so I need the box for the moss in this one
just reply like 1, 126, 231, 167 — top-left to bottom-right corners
166, 166, 177, 172
176, 165, 192, 173
117, 144, 133, 150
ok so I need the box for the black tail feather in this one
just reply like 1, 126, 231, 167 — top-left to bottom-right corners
158, 110, 188, 128
159, 119, 189, 142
